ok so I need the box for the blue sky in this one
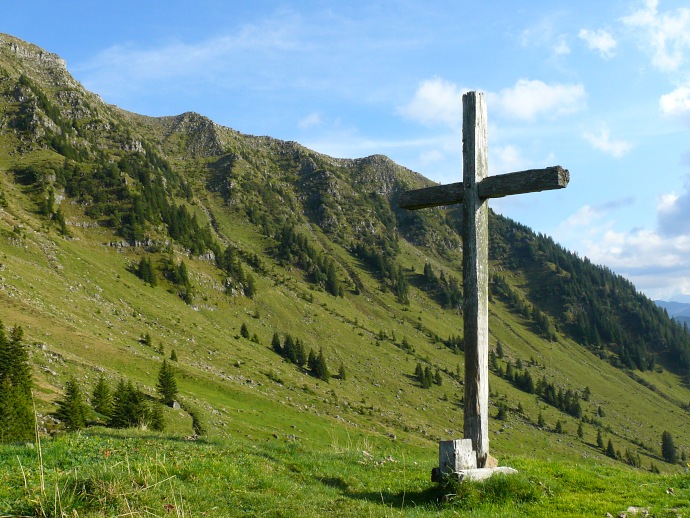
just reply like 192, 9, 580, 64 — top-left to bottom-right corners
5, 1, 690, 301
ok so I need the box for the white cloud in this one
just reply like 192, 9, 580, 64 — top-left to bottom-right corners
658, 192, 679, 213
298, 112, 322, 129
490, 144, 529, 175
621, 0, 690, 72
487, 79, 586, 121
554, 36, 571, 55
398, 77, 464, 128
555, 186, 690, 300
583, 126, 633, 158
578, 28, 617, 58
659, 85, 690, 119
656, 183, 690, 237
419, 149, 445, 165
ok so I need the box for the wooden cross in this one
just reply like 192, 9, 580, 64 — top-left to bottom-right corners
399, 91, 569, 468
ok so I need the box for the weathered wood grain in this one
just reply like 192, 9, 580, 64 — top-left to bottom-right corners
398, 90, 570, 474
461, 91, 490, 468
398, 166, 569, 210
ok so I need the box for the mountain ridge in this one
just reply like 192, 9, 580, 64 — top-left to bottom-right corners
1, 33, 689, 478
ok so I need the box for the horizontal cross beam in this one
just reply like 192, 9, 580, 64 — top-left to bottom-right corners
398, 165, 570, 210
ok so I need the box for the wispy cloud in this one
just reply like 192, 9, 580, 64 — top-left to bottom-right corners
578, 28, 617, 58
621, 0, 690, 72
398, 77, 465, 128
487, 79, 586, 121
583, 126, 633, 158
298, 112, 322, 130
554, 36, 571, 55
556, 188, 690, 299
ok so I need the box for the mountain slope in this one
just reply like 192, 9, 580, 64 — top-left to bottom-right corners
1, 33, 689, 475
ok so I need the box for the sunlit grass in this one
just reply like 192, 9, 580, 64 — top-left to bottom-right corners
1, 430, 689, 517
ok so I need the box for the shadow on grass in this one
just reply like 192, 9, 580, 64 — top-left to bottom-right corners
316, 473, 449, 510
318, 471, 543, 512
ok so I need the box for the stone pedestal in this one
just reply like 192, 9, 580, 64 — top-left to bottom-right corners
432, 439, 517, 483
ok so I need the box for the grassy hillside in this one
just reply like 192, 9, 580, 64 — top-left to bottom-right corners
1, 32, 690, 516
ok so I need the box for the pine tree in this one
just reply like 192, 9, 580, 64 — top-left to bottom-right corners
283, 334, 298, 364
555, 420, 563, 434
54, 377, 89, 431
157, 360, 178, 406
597, 429, 604, 449
537, 411, 545, 428
272, 332, 283, 355
661, 430, 678, 464
312, 348, 329, 381
307, 348, 317, 372
606, 438, 616, 458
244, 273, 256, 298
136, 256, 157, 285
240, 323, 250, 339
295, 339, 307, 367
415, 362, 424, 382
0, 324, 33, 443
108, 378, 131, 428
434, 369, 443, 386
577, 422, 584, 439
338, 362, 346, 380
170, 349, 178, 362
150, 402, 166, 432
91, 375, 113, 418
496, 340, 504, 358
497, 403, 507, 420
109, 379, 150, 428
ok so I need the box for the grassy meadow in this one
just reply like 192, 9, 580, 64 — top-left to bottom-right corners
1, 428, 689, 517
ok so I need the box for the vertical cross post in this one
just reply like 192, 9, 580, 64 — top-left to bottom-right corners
398, 90, 569, 474
461, 91, 490, 467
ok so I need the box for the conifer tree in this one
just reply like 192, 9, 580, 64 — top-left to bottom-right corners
414, 362, 424, 382
108, 379, 134, 428
136, 256, 157, 285
245, 273, 257, 298
661, 430, 678, 464
497, 403, 507, 420
0, 324, 33, 443
295, 339, 307, 367
422, 365, 434, 388
54, 377, 89, 431
283, 334, 297, 364
434, 369, 443, 386
170, 349, 178, 362
606, 438, 616, 458
338, 362, 347, 380
150, 402, 165, 432
597, 429, 604, 449
157, 360, 178, 406
312, 348, 329, 381
240, 323, 250, 339
577, 422, 584, 439
537, 411, 545, 428
307, 348, 317, 372
109, 379, 150, 428
272, 332, 283, 355
91, 375, 113, 418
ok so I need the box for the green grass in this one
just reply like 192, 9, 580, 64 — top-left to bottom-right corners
1, 429, 688, 517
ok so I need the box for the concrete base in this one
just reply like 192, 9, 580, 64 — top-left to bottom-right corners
432, 465, 518, 483
453, 466, 518, 482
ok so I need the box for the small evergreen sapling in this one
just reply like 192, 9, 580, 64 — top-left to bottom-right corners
157, 360, 178, 406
